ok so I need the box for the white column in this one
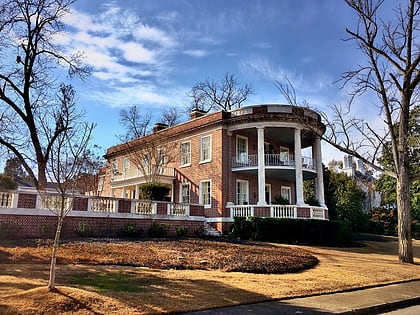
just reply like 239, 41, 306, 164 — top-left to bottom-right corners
314, 136, 325, 206
294, 128, 305, 205
135, 184, 140, 199
257, 127, 267, 206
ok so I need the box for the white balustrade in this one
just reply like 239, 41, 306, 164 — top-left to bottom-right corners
90, 198, 116, 212
0, 192, 13, 208
167, 203, 189, 216
133, 201, 157, 214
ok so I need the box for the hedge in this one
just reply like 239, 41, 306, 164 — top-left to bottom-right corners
232, 217, 351, 246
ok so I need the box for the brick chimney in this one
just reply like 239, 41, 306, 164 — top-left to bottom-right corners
190, 109, 207, 119
153, 123, 169, 133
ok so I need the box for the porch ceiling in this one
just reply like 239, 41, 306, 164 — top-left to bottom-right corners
233, 169, 317, 181
235, 127, 316, 148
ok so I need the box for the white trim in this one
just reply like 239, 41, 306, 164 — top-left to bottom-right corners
199, 134, 212, 163
199, 179, 211, 208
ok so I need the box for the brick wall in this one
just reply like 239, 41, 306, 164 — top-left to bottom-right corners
0, 214, 205, 239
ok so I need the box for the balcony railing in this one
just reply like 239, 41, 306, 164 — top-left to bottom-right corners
111, 166, 175, 181
232, 154, 315, 170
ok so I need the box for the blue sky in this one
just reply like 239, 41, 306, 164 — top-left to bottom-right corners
58, 0, 387, 162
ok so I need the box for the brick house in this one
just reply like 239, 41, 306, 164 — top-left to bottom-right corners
100, 104, 328, 232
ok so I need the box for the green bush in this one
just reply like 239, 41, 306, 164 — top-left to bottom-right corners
0, 174, 17, 190
232, 217, 351, 246
138, 183, 170, 201
75, 222, 92, 237
147, 222, 170, 238
176, 226, 189, 238
120, 223, 141, 237
272, 195, 290, 205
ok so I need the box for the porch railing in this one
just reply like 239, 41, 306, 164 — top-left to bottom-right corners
228, 204, 327, 220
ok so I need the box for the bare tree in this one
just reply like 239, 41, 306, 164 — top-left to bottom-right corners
277, 0, 419, 263
0, 0, 90, 191
41, 85, 94, 290
160, 107, 182, 127
187, 73, 253, 113
118, 105, 152, 141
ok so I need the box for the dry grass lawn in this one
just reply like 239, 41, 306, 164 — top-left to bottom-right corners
0, 236, 419, 314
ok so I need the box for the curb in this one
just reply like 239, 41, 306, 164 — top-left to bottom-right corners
341, 296, 420, 314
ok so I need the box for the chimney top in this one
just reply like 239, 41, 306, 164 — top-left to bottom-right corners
190, 108, 207, 119
153, 123, 169, 133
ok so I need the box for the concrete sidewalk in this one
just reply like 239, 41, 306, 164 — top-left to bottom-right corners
181, 279, 420, 314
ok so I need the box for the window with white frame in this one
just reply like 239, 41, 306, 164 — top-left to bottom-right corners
236, 135, 248, 163
180, 141, 191, 166
180, 183, 190, 204
199, 180, 211, 207
200, 135, 212, 163
123, 157, 130, 172
281, 186, 291, 203
236, 180, 249, 205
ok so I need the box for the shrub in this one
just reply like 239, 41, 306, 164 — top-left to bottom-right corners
120, 223, 141, 237
138, 183, 170, 201
272, 195, 290, 205
147, 222, 170, 238
305, 196, 321, 207
176, 226, 189, 238
39, 224, 52, 238
232, 217, 351, 246
75, 222, 92, 237
0, 174, 17, 190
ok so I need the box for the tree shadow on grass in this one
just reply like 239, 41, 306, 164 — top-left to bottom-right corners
60, 267, 271, 314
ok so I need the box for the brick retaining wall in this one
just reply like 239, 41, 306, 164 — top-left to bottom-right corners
0, 214, 205, 239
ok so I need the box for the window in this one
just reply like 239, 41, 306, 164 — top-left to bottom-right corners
265, 184, 271, 204
180, 183, 190, 204
200, 180, 211, 207
111, 160, 118, 174
236, 135, 248, 163
236, 180, 249, 205
180, 141, 191, 166
98, 176, 105, 192
200, 135, 212, 163
281, 186, 291, 203
123, 158, 130, 172
280, 146, 289, 164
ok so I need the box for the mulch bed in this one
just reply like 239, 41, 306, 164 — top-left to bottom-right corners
0, 238, 319, 273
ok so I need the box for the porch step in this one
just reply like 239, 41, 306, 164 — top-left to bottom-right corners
204, 222, 223, 237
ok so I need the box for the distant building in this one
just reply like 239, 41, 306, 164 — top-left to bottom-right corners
335, 155, 381, 211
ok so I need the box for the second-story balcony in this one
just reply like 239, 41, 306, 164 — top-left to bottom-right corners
111, 166, 175, 183
232, 154, 316, 180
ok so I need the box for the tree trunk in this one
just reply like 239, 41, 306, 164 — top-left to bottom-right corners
396, 164, 413, 263
48, 214, 64, 290
37, 162, 47, 191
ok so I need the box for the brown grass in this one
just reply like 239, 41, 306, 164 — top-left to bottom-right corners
0, 237, 419, 314
0, 238, 318, 273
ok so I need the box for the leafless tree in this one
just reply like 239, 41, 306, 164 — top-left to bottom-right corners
122, 137, 177, 186
41, 85, 94, 290
118, 105, 152, 141
160, 107, 182, 126
277, 0, 419, 263
0, 0, 90, 191
187, 73, 253, 113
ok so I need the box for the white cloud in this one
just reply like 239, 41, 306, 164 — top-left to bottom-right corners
183, 49, 209, 57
